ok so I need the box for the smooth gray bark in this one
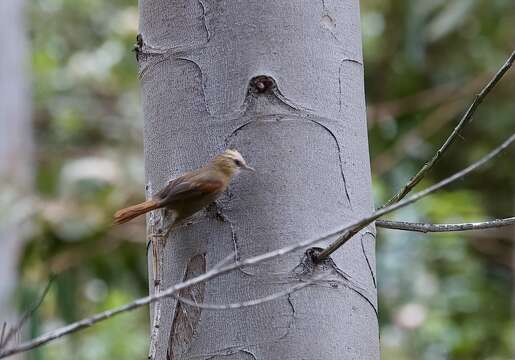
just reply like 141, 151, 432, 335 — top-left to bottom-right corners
138, 1, 378, 359
0, 0, 32, 338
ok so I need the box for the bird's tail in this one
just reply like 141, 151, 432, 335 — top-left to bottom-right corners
113, 199, 161, 224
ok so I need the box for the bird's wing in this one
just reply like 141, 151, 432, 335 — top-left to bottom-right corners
155, 171, 224, 204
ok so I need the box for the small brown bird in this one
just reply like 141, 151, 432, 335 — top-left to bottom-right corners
114, 149, 254, 226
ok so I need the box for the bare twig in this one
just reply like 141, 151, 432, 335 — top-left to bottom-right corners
367, 81, 458, 126
382, 50, 515, 207
173, 277, 319, 310
211, 251, 238, 271
2, 133, 514, 358
376, 217, 515, 233
171, 267, 373, 311
372, 97, 468, 177
0, 253, 238, 359
0, 276, 54, 350
368, 73, 488, 127
316, 132, 515, 261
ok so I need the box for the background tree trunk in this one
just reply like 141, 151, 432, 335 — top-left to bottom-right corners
138, 0, 378, 359
0, 0, 33, 341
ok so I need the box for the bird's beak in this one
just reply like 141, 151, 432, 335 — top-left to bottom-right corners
242, 164, 255, 172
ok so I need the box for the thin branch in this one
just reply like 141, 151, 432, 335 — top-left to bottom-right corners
372, 97, 468, 177
376, 217, 515, 233
172, 268, 370, 310
0, 254, 237, 359
368, 73, 488, 127
316, 132, 515, 261
211, 251, 237, 271
2, 132, 514, 358
382, 50, 515, 207
0, 276, 54, 350
173, 278, 317, 310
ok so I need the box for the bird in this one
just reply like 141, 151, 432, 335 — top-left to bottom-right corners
113, 149, 254, 226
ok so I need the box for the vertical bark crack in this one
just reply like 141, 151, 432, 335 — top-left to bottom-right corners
284, 293, 296, 338
175, 56, 212, 115
197, 0, 211, 42
307, 118, 352, 207
212, 201, 255, 277
361, 231, 377, 288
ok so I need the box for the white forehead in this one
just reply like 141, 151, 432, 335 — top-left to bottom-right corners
224, 149, 245, 162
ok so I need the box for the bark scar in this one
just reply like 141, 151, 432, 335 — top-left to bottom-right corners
167, 254, 207, 359
148, 202, 168, 360
320, 0, 339, 43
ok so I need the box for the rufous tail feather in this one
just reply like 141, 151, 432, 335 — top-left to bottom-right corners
113, 199, 160, 224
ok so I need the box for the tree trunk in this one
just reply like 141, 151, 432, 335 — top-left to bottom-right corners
0, 0, 32, 338
138, 1, 378, 359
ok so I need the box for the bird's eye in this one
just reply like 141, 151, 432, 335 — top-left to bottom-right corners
234, 159, 242, 167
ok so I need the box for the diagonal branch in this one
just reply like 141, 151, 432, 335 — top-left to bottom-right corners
0, 255, 237, 359
315, 132, 515, 261
171, 270, 367, 311
376, 217, 515, 233
2, 133, 514, 359
382, 50, 515, 208
172, 277, 320, 311
0, 276, 54, 350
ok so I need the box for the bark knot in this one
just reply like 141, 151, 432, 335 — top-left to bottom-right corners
293, 247, 334, 278
249, 75, 276, 94
134, 33, 144, 62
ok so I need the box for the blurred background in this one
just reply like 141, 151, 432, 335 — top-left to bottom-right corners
0, 0, 513, 359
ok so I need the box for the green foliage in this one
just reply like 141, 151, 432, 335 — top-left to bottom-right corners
15, 0, 515, 358
364, 0, 515, 358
